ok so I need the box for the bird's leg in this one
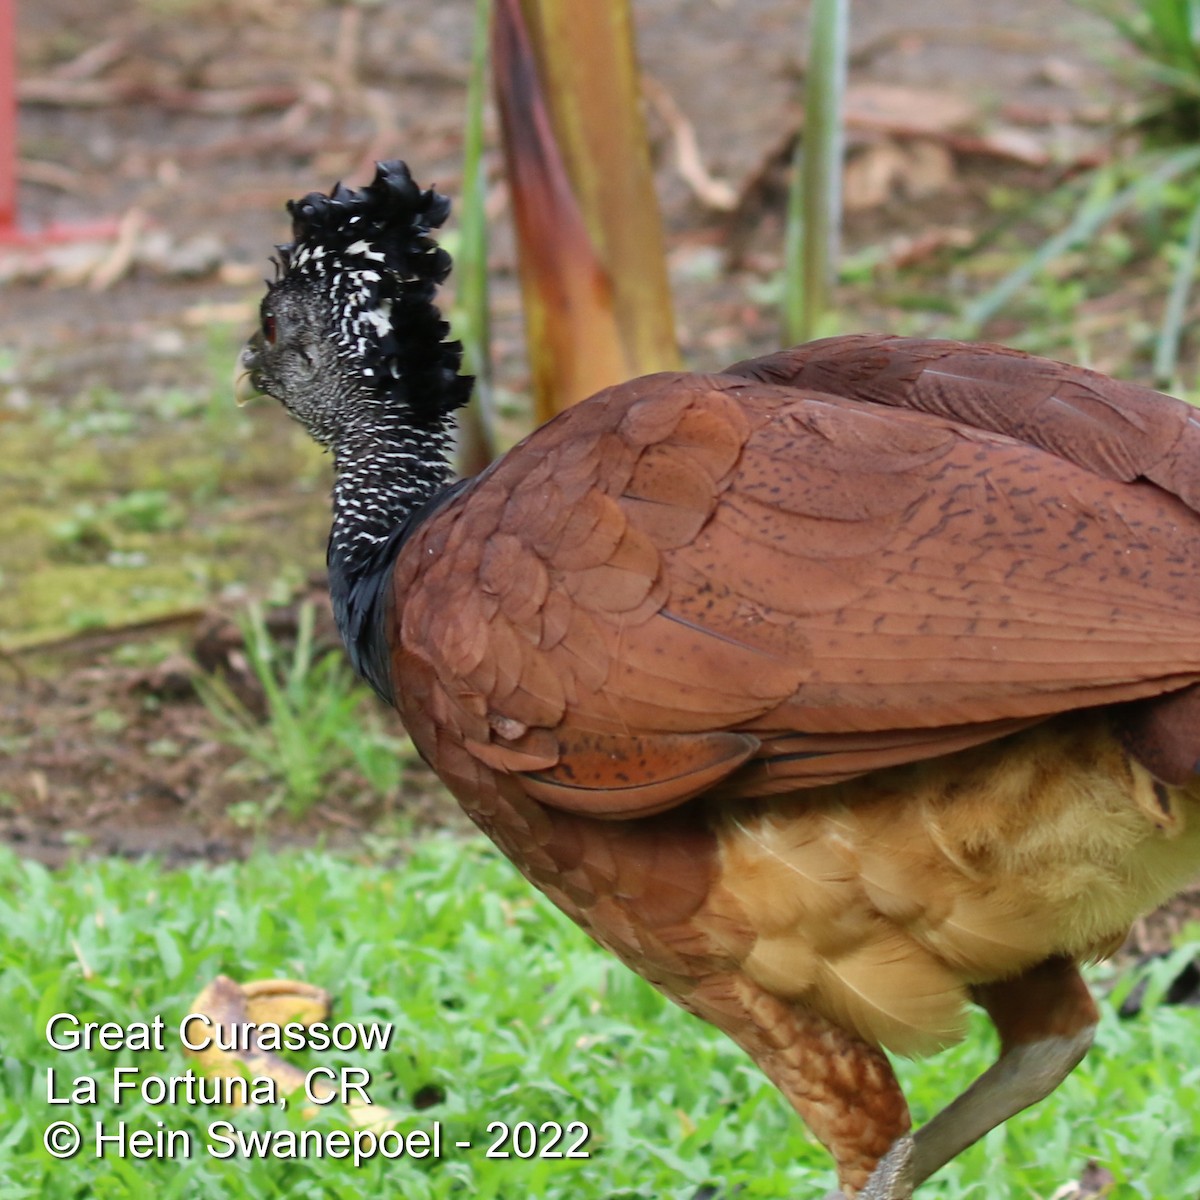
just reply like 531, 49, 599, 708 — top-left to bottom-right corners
682, 973, 911, 1196
906, 955, 1098, 1186
831, 956, 1097, 1199
825, 1135, 915, 1200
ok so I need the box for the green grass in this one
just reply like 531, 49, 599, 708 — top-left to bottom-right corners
1082, 0, 1200, 140
950, 1, 1200, 385
195, 602, 413, 821
2, 839, 1198, 1198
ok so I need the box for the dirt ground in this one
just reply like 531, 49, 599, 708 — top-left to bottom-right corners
3, 0, 1194, 933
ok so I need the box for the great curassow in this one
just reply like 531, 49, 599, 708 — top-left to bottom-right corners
235, 160, 1200, 1197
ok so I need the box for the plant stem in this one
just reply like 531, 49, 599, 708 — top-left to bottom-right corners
455, 0, 497, 476
785, 0, 849, 343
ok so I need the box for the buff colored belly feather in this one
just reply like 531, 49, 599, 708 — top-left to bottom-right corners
704, 716, 1200, 1057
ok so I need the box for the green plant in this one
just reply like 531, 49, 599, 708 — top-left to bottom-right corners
450, 0, 498, 477
2, 841, 1199, 1197
1088, 0, 1200, 138
784, 0, 850, 343
106, 489, 185, 533
196, 602, 411, 819
964, 2, 1200, 386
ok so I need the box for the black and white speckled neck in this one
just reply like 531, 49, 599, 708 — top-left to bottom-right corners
325, 411, 461, 703
328, 415, 454, 582
245, 161, 474, 700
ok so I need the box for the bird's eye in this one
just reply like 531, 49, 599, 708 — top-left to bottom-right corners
263, 312, 278, 344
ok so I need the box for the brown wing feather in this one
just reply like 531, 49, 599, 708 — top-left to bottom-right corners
726, 334, 1200, 513
394, 358, 1200, 816
728, 335, 1200, 779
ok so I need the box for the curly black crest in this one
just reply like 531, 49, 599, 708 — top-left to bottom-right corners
283, 160, 451, 280
272, 160, 471, 420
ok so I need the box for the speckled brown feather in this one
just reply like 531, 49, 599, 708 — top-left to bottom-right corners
397, 363, 1200, 800
728, 334, 1200, 782
381, 339, 1200, 1192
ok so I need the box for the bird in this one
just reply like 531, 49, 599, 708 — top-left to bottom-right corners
235, 159, 1200, 1197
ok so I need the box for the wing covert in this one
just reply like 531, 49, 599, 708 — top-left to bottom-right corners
393, 367, 1200, 815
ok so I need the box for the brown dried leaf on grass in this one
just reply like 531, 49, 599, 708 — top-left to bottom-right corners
844, 82, 977, 136
0, 212, 226, 289
17, 78, 302, 114
185, 976, 396, 1131
728, 78, 1070, 237
642, 75, 738, 212
1050, 1161, 1116, 1200
842, 138, 956, 212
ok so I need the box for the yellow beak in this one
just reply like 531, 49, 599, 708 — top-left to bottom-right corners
234, 335, 265, 407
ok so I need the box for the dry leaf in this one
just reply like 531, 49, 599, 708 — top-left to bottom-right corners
1050, 1161, 1117, 1199
845, 83, 977, 136
184, 975, 396, 1130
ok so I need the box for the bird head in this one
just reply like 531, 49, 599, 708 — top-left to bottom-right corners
235, 160, 471, 447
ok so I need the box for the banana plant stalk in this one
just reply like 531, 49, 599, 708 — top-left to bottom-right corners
492, 0, 679, 421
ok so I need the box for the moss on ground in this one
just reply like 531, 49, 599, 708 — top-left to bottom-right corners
0, 327, 334, 650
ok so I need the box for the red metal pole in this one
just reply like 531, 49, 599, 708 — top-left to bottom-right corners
0, 2, 119, 248
0, 0, 16, 235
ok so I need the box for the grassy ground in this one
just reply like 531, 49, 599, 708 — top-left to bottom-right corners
0, 325, 331, 651
3, 838, 1199, 1199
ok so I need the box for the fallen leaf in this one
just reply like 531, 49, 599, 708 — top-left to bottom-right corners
184, 975, 397, 1130
1051, 1161, 1117, 1199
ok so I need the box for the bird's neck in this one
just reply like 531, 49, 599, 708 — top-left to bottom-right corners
327, 415, 455, 587
323, 407, 458, 705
